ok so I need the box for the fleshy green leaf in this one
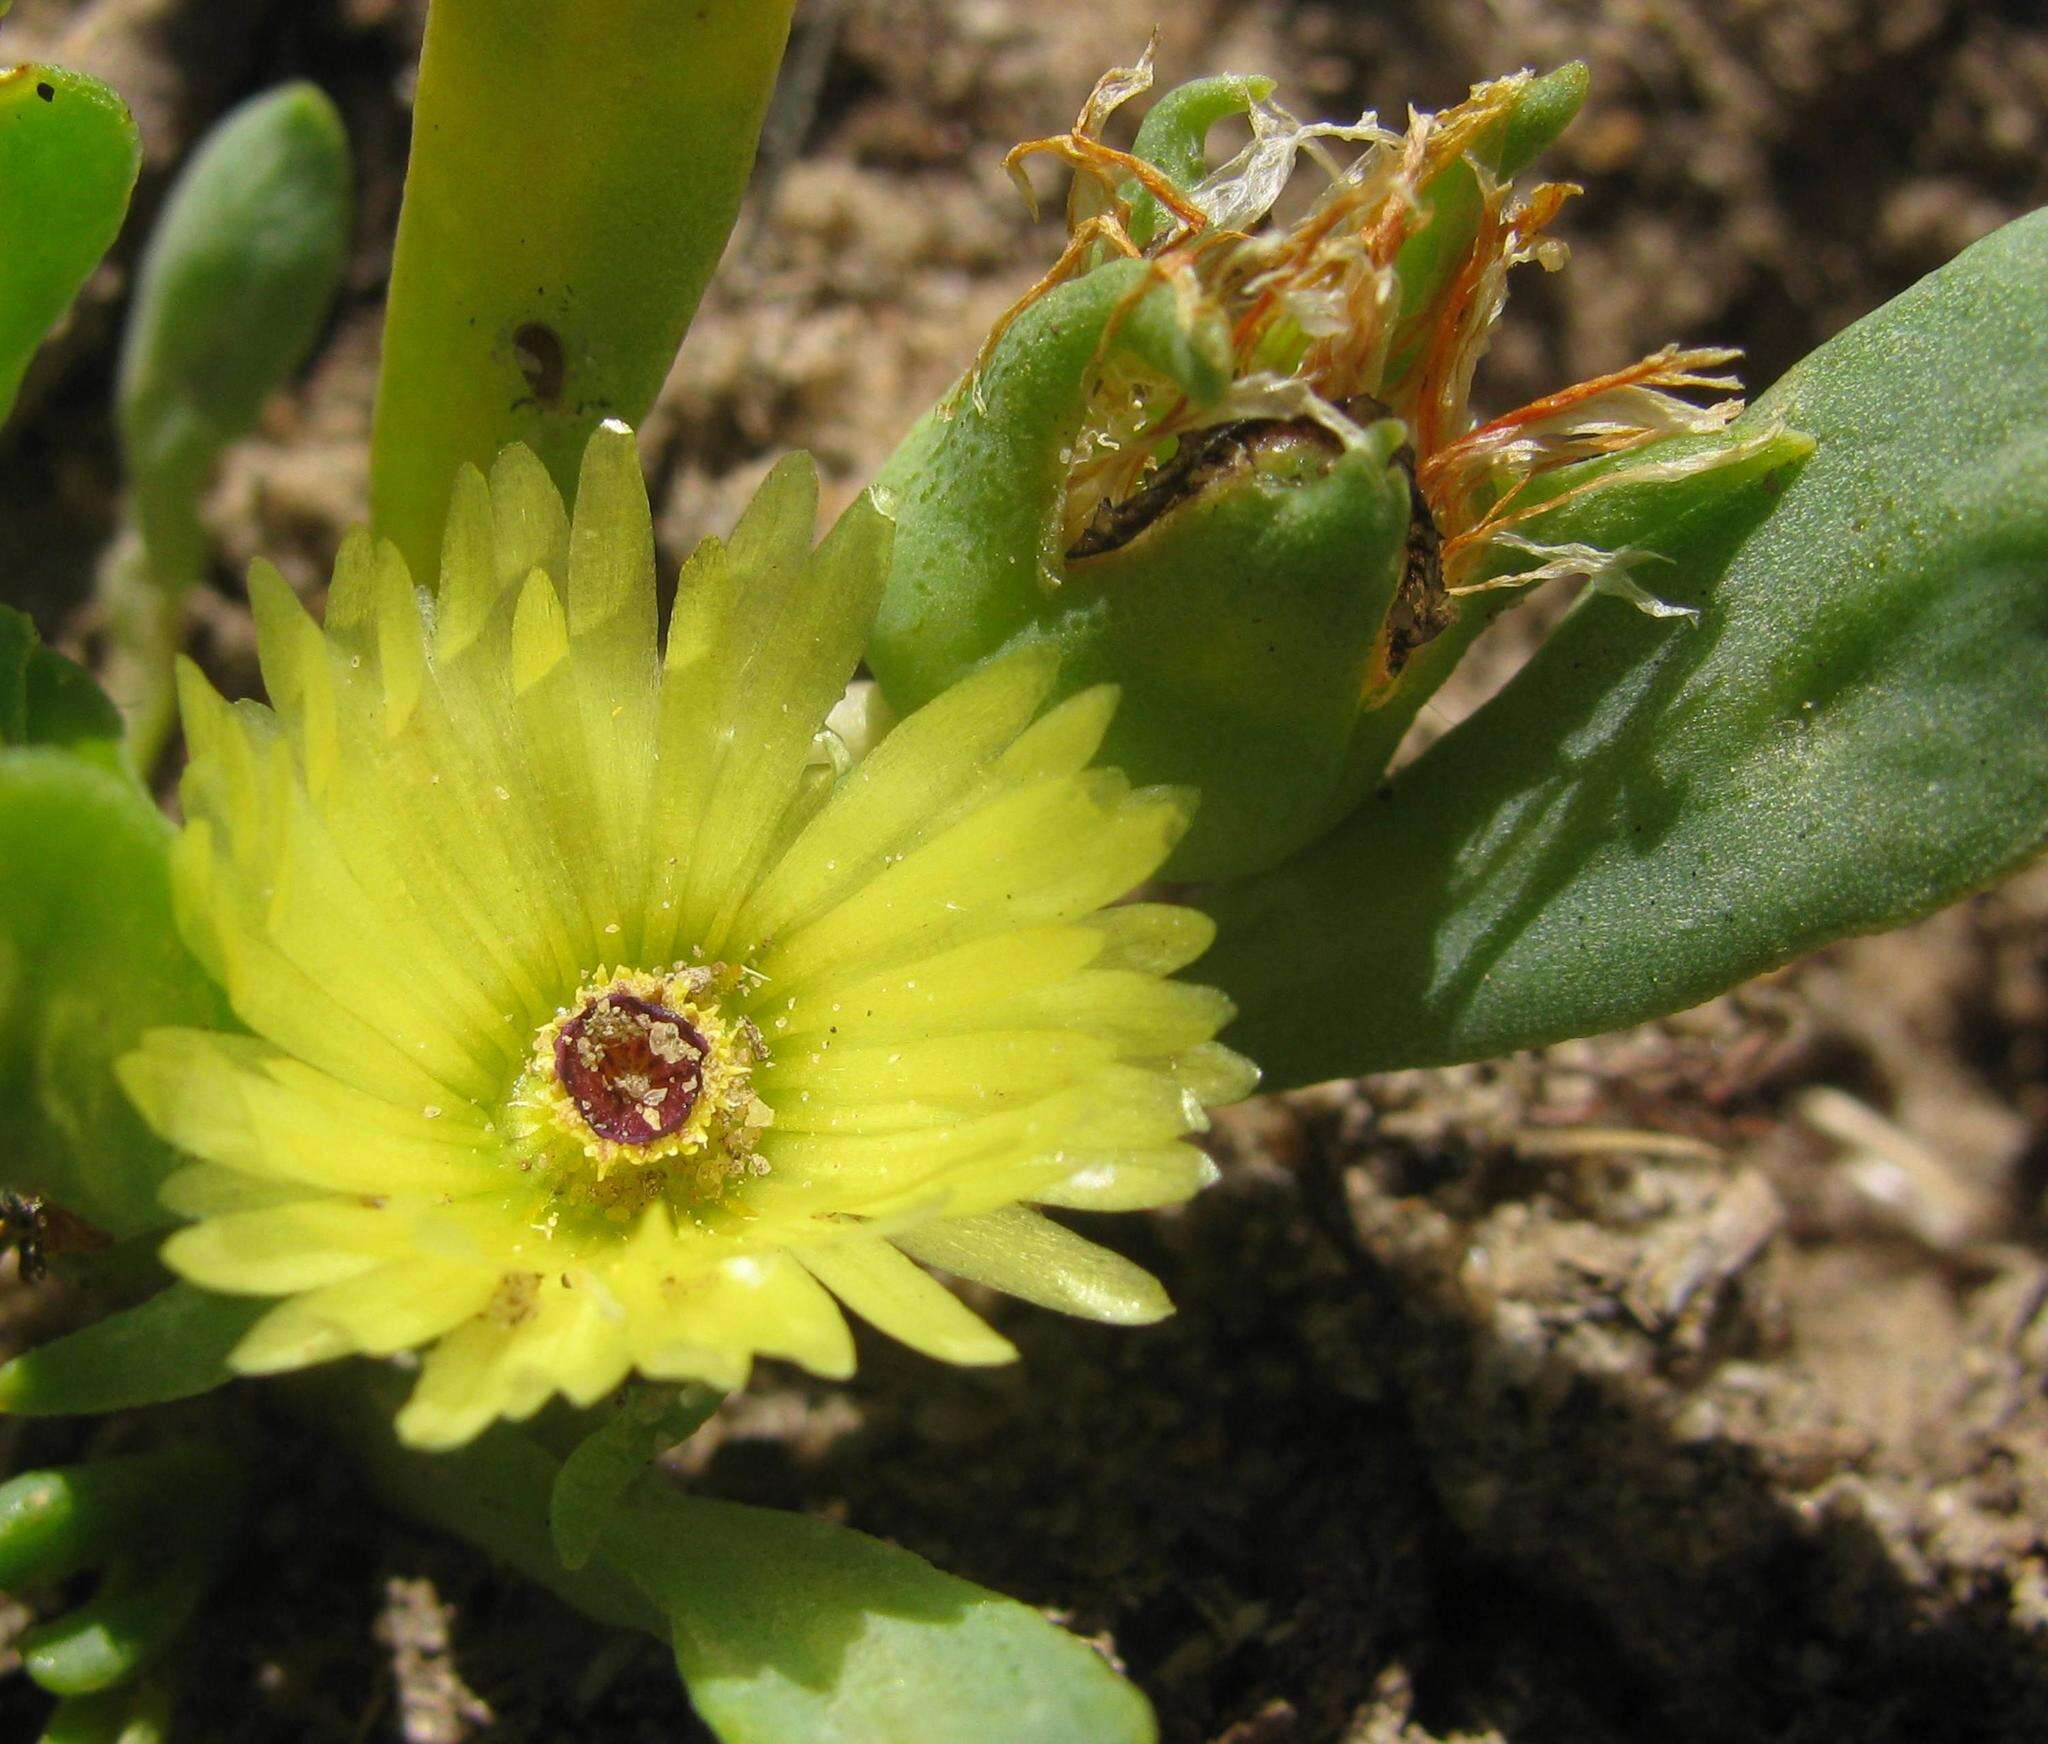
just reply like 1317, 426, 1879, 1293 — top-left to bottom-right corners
369, 0, 797, 579
116, 81, 353, 577
0, 1284, 268, 1416
606, 1482, 1158, 1744
0, 1462, 156, 1590
1207, 207, 2048, 1086
318, 1369, 1156, 1744
550, 1382, 720, 1570
0, 64, 139, 423
0, 749, 230, 1234
104, 81, 351, 769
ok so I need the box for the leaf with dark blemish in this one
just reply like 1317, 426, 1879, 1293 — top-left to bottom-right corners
513, 319, 567, 407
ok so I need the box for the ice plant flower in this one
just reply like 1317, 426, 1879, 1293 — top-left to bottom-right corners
119, 424, 1255, 1448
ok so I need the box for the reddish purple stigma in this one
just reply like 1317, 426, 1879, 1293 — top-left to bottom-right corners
553, 992, 707, 1146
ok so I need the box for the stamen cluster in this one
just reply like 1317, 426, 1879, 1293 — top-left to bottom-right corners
511, 962, 772, 1214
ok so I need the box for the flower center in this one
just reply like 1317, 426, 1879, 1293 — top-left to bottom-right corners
509, 962, 773, 1213
553, 992, 707, 1145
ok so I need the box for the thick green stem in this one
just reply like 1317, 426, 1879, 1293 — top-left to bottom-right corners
94, 540, 182, 778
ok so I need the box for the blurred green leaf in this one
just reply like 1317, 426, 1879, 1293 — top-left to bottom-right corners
0, 1283, 268, 1416
21, 1553, 220, 1695
0, 1462, 153, 1590
116, 81, 351, 578
1207, 208, 2048, 1086
0, 604, 122, 762
39, 1681, 172, 1744
0, 63, 139, 423
370, 0, 797, 580
0, 748, 229, 1234
0, 1449, 241, 1698
105, 80, 351, 769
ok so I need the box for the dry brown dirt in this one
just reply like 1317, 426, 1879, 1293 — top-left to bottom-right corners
3, 1, 2048, 1739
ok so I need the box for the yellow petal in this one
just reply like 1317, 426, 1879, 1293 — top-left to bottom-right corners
730, 646, 1059, 952
770, 924, 1106, 1044
396, 1318, 521, 1449
123, 1030, 501, 1198
563, 423, 659, 946
232, 1260, 499, 1371
159, 1164, 324, 1217
646, 464, 892, 958
433, 463, 509, 663
896, 1206, 1173, 1324
759, 775, 1188, 994
799, 1237, 1017, 1365
164, 1200, 407, 1295
1032, 1146, 1220, 1211
488, 442, 570, 590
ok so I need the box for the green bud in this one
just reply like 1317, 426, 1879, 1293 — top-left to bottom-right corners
871, 260, 1417, 878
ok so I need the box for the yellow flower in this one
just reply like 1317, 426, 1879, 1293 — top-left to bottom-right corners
121, 425, 1255, 1448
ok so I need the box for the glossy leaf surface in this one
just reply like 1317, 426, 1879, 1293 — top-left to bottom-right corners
1207, 210, 2048, 1086
103, 81, 350, 767
610, 1485, 1158, 1744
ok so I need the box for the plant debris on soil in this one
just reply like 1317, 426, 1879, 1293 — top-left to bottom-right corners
3, 1, 2048, 1739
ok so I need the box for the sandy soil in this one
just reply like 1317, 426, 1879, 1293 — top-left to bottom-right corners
3, 1, 2048, 1739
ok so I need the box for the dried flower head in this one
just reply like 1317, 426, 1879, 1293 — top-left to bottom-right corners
1000, 45, 1790, 678
121, 424, 1254, 1448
